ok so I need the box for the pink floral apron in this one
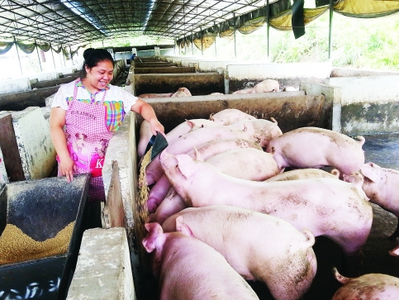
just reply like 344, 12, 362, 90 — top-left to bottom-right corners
59, 82, 113, 202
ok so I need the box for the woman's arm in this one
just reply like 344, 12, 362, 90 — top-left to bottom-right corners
50, 107, 74, 182
131, 98, 165, 135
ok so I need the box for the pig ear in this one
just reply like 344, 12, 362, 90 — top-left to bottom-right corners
142, 222, 163, 253
360, 164, 378, 183
343, 172, 363, 186
193, 147, 204, 162
142, 236, 155, 253
175, 154, 196, 179
186, 119, 195, 129
175, 216, 194, 237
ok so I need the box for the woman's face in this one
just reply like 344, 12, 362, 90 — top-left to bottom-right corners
85, 60, 114, 92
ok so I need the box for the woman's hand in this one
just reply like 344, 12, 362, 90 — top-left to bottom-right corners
50, 107, 75, 182
58, 155, 75, 182
132, 98, 165, 136
149, 119, 165, 136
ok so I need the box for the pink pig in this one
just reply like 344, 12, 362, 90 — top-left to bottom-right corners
232, 87, 255, 94
227, 118, 283, 145
147, 145, 278, 217
166, 118, 220, 142
266, 168, 340, 182
138, 92, 173, 98
146, 119, 281, 185
331, 267, 399, 299
355, 162, 399, 240
160, 151, 373, 275
142, 222, 260, 300
171, 87, 192, 97
146, 138, 264, 212
147, 187, 186, 224
266, 127, 365, 176
204, 148, 281, 181
252, 79, 280, 93
209, 108, 256, 125
162, 205, 317, 300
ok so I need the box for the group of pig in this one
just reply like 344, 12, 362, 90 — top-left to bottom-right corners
138, 79, 296, 99
137, 108, 399, 300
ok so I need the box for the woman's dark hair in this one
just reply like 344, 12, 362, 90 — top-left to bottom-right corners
80, 48, 114, 78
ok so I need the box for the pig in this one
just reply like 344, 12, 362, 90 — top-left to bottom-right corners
331, 267, 399, 299
147, 138, 263, 215
165, 119, 220, 143
209, 108, 256, 125
187, 138, 263, 157
148, 187, 186, 224
266, 127, 365, 176
266, 168, 340, 182
347, 162, 399, 240
204, 148, 281, 181
162, 205, 317, 300
252, 79, 279, 93
232, 88, 255, 94
283, 86, 298, 92
138, 92, 173, 98
146, 120, 280, 185
171, 87, 192, 97
160, 151, 373, 275
147, 175, 172, 213
142, 222, 260, 300
227, 118, 283, 147
147, 144, 277, 214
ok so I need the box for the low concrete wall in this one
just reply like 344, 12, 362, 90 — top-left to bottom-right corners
0, 66, 81, 96
331, 67, 399, 77
300, 82, 342, 133
0, 107, 56, 182
141, 92, 331, 133
0, 78, 31, 94
225, 62, 332, 93
162, 56, 332, 94
133, 72, 224, 96
66, 227, 135, 300
329, 75, 399, 135
11, 107, 56, 180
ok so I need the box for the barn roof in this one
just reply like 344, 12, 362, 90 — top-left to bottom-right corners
0, 0, 398, 47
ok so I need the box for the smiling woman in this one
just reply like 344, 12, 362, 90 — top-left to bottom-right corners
49, 48, 164, 228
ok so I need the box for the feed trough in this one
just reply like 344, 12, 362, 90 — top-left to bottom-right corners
0, 174, 90, 300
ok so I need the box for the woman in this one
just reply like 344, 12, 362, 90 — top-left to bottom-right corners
50, 48, 164, 208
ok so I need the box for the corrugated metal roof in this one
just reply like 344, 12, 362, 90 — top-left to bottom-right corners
0, 0, 274, 46
2, 1, 398, 47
